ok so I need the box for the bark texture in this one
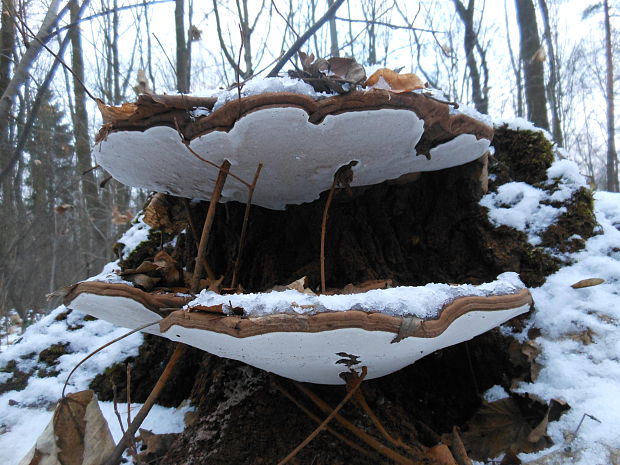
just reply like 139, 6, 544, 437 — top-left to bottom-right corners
515, 0, 549, 130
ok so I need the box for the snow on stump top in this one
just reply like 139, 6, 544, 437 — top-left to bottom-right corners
94, 82, 493, 209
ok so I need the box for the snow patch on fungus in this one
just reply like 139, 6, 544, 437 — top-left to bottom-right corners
187, 272, 526, 317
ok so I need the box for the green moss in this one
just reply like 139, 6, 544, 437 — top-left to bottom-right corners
0, 360, 30, 394
38, 342, 69, 368
541, 187, 597, 253
118, 229, 173, 270
491, 126, 554, 186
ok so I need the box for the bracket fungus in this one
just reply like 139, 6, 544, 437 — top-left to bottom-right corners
66, 78, 533, 384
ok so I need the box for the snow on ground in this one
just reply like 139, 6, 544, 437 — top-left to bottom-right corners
0, 306, 191, 465
484, 191, 620, 464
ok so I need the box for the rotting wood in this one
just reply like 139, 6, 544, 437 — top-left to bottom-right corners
102, 343, 187, 465
277, 367, 367, 465
191, 160, 231, 293
231, 163, 263, 290
271, 379, 372, 458
293, 381, 430, 465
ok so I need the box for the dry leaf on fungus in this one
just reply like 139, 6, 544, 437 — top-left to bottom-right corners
428, 444, 459, 465
365, 68, 425, 92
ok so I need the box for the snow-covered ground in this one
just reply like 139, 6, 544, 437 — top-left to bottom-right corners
1, 182, 619, 463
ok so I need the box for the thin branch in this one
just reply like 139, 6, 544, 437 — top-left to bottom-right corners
268, 0, 346, 77
334, 16, 441, 33
277, 367, 367, 465
44, 0, 175, 42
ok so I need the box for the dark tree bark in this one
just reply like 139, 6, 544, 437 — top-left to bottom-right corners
515, 0, 549, 130
327, 0, 339, 57
603, 0, 618, 192
453, 0, 489, 114
69, 0, 107, 272
175, 0, 190, 93
538, 0, 563, 146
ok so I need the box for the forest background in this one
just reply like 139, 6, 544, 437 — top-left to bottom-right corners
0, 0, 617, 321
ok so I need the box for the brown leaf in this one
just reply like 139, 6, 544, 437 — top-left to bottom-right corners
500, 449, 522, 464
327, 57, 366, 84
189, 304, 224, 315
111, 205, 134, 224
137, 429, 180, 463
125, 273, 161, 291
460, 397, 552, 461
154, 250, 181, 285
571, 278, 605, 289
18, 390, 114, 465
365, 68, 425, 92
567, 327, 595, 345
96, 98, 138, 124
450, 426, 473, 465
428, 444, 458, 465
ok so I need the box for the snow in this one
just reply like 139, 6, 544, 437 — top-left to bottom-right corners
116, 215, 151, 260
211, 75, 327, 111
495, 116, 554, 141
0, 305, 188, 465
96, 106, 490, 210
507, 191, 620, 464
480, 159, 586, 246
188, 272, 526, 317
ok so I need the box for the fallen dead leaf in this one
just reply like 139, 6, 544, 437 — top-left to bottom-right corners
450, 426, 473, 465
143, 192, 188, 233
189, 304, 224, 315
18, 390, 114, 465
459, 396, 553, 461
570, 278, 605, 289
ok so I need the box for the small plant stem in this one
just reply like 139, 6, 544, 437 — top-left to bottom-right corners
231, 163, 263, 289
191, 160, 231, 293
294, 380, 422, 465
183, 198, 215, 280
102, 343, 187, 465
320, 178, 338, 294
271, 379, 371, 457
277, 367, 367, 465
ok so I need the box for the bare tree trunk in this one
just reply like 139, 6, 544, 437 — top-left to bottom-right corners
538, 0, 563, 146
453, 0, 489, 114
69, 0, 107, 269
604, 0, 618, 192
327, 0, 339, 57
504, 0, 523, 117
0, 0, 64, 156
515, 0, 549, 130
175, 0, 189, 92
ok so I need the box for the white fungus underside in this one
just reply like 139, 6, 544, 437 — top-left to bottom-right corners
166, 305, 530, 384
95, 108, 490, 209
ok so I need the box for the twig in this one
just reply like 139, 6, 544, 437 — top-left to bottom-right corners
352, 388, 415, 454
182, 142, 251, 189
268, 0, 346, 77
293, 381, 421, 465
182, 198, 215, 280
271, 379, 372, 457
231, 163, 263, 289
152, 32, 177, 77
191, 160, 231, 293
334, 16, 441, 33
10, 6, 97, 102
278, 367, 367, 465
320, 177, 338, 294
573, 413, 601, 437
102, 344, 187, 465
62, 320, 159, 398
423, 92, 459, 108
